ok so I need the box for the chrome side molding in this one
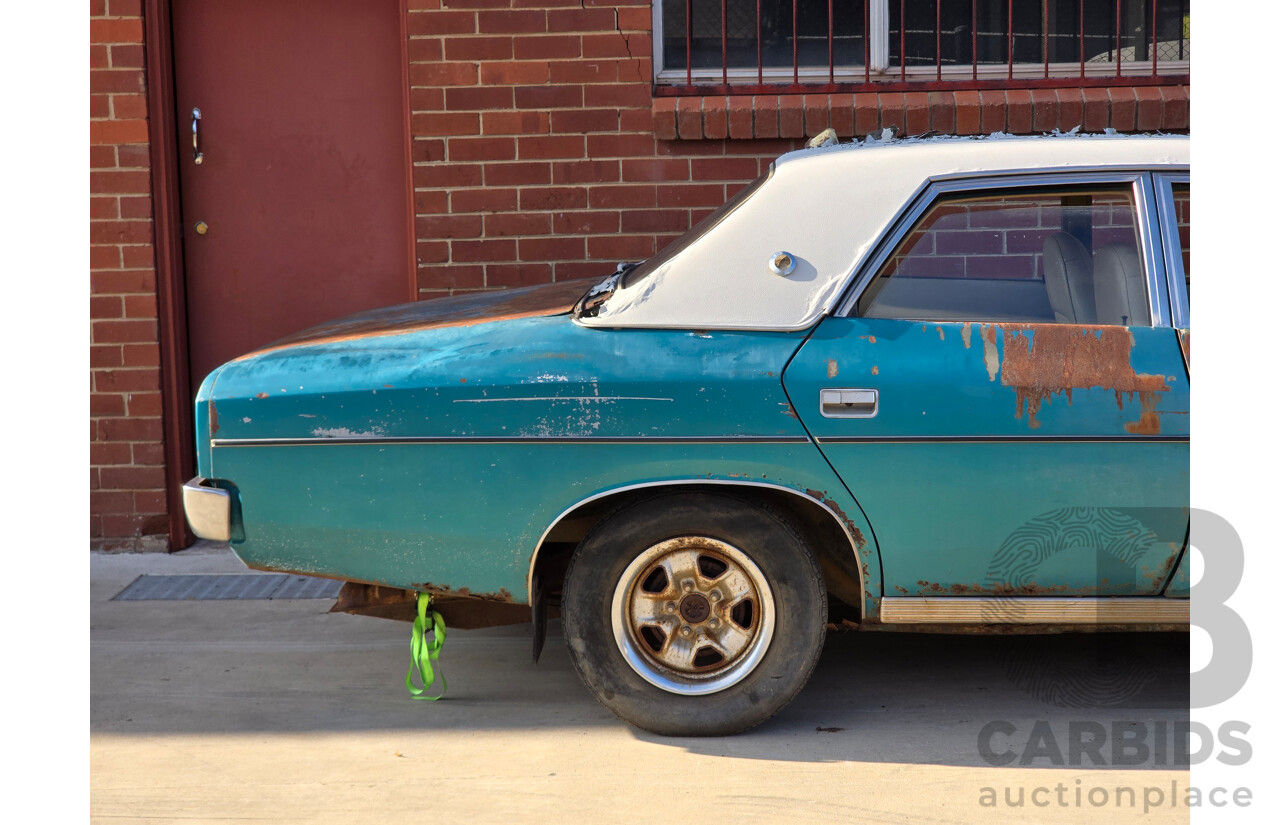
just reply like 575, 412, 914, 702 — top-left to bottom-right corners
880, 596, 1189, 625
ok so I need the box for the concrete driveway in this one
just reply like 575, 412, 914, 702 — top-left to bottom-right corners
92, 547, 1190, 824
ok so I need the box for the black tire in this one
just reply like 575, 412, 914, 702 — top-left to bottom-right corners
562, 492, 826, 736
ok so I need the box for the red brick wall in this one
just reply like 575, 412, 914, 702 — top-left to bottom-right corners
405, 0, 1188, 297
407, 0, 805, 296
889, 192, 1139, 280
91, 0, 168, 552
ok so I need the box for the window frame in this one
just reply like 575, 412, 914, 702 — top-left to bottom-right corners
651, 1, 1191, 89
1153, 172, 1190, 328
831, 169, 1179, 327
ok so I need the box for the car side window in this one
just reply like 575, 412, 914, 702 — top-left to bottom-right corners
855, 184, 1151, 326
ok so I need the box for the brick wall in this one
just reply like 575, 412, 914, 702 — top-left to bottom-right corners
90, 0, 168, 552
405, 0, 1188, 297
407, 0, 804, 295
890, 192, 1138, 280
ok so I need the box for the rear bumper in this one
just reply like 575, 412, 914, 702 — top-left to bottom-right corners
182, 477, 232, 541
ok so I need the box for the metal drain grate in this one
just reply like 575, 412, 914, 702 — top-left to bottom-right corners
112, 574, 343, 601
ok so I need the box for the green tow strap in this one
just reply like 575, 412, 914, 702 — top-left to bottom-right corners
405, 593, 447, 700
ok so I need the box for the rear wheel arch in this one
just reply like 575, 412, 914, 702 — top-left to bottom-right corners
528, 480, 868, 619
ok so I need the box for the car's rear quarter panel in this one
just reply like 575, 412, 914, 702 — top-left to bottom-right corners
204, 316, 881, 606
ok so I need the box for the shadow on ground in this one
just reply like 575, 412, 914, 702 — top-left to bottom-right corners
92, 577, 1188, 769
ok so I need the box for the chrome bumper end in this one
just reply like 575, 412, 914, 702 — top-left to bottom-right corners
182, 476, 232, 541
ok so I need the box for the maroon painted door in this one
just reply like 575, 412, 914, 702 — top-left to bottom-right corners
173, 0, 414, 391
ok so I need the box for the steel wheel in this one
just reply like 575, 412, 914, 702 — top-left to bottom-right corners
563, 492, 827, 736
611, 536, 776, 695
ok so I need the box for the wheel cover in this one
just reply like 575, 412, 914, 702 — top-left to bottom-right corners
610, 536, 776, 696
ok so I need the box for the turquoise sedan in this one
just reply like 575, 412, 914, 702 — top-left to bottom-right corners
183, 133, 1191, 735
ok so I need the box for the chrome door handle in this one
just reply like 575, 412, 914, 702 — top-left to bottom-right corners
820, 388, 878, 418
192, 107, 203, 165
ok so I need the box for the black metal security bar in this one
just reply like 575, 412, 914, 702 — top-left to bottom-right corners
656, 0, 1189, 96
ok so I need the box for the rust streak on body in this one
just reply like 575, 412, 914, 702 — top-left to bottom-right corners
805, 488, 868, 549
997, 325, 1170, 431
412, 582, 515, 603
236, 279, 594, 359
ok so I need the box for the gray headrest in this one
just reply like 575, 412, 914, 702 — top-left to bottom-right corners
1042, 232, 1095, 324
1093, 243, 1149, 327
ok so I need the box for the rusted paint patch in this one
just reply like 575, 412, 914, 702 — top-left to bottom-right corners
936, 326, 945, 341
871, 365, 879, 375
826, 359, 838, 378
979, 324, 999, 381
237, 278, 595, 359
1141, 550, 1181, 586
961, 323, 972, 349
208, 399, 219, 436
914, 579, 1079, 595
411, 582, 515, 603
255, 392, 269, 399
1178, 329, 1190, 372
859, 335, 877, 344
998, 325, 1170, 431
805, 488, 868, 550
332, 582, 530, 628
780, 402, 800, 419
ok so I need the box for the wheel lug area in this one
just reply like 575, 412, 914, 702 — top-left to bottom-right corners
664, 601, 676, 613
680, 626, 692, 637
677, 591, 711, 624
681, 578, 695, 593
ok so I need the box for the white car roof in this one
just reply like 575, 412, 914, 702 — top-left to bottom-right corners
577, 132, 1190, 331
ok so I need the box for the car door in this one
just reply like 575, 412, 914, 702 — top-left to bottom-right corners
1153, 172, 1191, 598
783, 171, 1189, 601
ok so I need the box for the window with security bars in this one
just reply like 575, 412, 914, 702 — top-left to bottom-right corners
655, 0, 1189, 91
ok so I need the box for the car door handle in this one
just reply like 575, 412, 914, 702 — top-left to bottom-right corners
820, 388, 878, 418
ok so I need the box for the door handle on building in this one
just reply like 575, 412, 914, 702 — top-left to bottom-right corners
192, 107, 204, 165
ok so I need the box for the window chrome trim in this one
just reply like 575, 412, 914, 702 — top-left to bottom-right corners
1153, 172, 1191, 329
1136, 173, 1171, 327
832, 168, 1187, 328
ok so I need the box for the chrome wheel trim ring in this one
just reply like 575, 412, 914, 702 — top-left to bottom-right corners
610, 536, 776, 696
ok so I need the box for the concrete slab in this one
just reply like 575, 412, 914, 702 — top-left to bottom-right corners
92, 548, 1191, 823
